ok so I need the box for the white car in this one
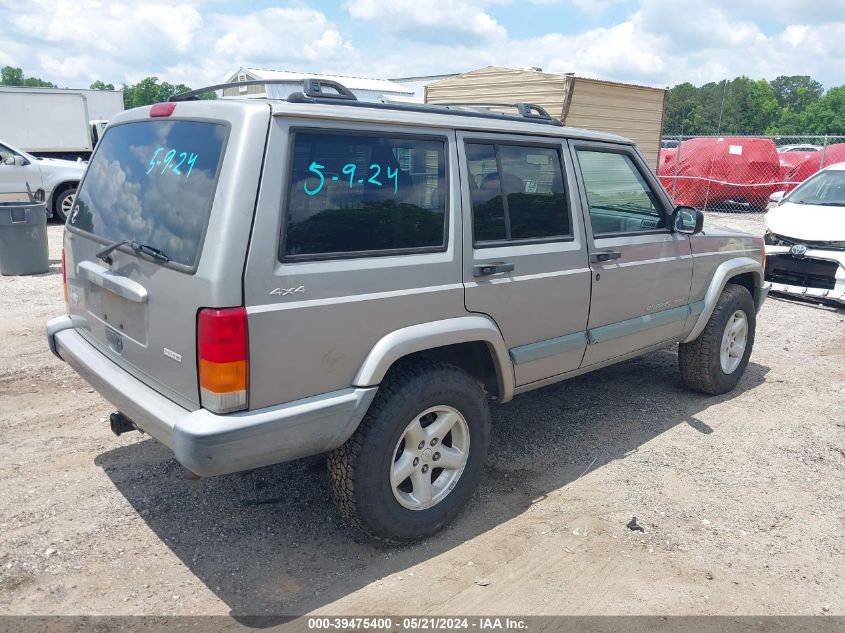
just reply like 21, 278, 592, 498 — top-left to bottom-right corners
764, 162, 845, 304
776, 144, 822, 153
0, 140, 86, 221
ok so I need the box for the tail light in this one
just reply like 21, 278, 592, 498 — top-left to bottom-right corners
61, 248, 68, 304
197, 307, 248, 414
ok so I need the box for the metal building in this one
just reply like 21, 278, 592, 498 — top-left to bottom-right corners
425, 66, 666, 167
222, 68, 414, 103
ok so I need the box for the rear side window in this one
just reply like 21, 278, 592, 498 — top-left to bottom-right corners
69, 120, 227, 267
465, 142, 570, 245
282, 131, 447, 259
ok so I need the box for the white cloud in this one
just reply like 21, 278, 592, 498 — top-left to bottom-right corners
213, 7, 352, 62
543, 21, 667, 78
743, 0, 845, 25
1, 0, 845, 96
781, 25, 809, 48
529, 0, 629, 18
0, 0, 354, 88
570, 0, 628, 18
346, 0, 507, 41
37, 52, 99, 81
10, 0, 203, 59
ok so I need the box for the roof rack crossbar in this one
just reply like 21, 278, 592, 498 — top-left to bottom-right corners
517, 103, 554, 119
301, 78, 357, 100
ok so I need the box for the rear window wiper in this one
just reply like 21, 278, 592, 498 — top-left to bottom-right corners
96, 239, 171, 265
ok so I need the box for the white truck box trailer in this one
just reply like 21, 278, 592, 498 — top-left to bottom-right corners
0, 87, 124, 160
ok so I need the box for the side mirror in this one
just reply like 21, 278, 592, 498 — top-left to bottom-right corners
2, 155, 19, 166
768, 191, 785, 209
673, 206, 704, 235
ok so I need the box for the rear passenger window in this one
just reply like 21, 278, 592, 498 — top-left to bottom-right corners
465, 142, 570, 245
283, 131, 447, 259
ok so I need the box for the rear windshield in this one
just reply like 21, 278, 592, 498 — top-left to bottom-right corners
69, 120, 227, 267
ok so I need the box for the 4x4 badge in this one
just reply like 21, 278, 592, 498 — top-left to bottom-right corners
269, 286, 306, 297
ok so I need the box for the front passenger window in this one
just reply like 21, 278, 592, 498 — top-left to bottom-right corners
576, 150, 665, 235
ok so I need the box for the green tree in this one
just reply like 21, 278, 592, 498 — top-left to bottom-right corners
770, 75, 823, 112
662, 74, 836, 136
1, 65, 56, 88
662, 82, 704, 135
740, 79, 779, 133
706, 77, 778, 135
22, 76, 57, 88
795, 86, 845, 134
122, 76, 215, 109
89, 80, 115, 91
1, 66, 25, 85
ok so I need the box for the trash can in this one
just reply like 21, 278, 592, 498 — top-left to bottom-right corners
0, 202, 50, 276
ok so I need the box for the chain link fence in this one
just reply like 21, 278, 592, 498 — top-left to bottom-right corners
658, 135, 845, 212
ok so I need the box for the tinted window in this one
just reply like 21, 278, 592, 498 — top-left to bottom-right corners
576, 150, 665, 234
69, 120, 227, 267
466, 142, 569, 245
283, 131, 446, 258
466, 144, 506, 241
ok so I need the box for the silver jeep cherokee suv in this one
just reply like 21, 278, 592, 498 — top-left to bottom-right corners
47, 78, 768, 541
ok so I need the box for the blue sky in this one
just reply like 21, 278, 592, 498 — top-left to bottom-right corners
2, 1, 844, 90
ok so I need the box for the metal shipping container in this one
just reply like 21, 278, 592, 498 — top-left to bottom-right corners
425, 67, 666, 168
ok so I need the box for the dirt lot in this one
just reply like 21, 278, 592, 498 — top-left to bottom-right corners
1, 214, 843, 619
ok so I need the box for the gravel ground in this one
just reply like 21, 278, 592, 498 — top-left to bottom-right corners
0, 215, 843, 619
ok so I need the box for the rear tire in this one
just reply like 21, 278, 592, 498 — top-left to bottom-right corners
679, 284, 756, 395
328, 361, 491, 542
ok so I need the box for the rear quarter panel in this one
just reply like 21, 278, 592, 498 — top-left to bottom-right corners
243, 117, 467, 409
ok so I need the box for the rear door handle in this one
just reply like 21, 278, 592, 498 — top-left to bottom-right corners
590, 250, 622, 263
473, 262, 515, 277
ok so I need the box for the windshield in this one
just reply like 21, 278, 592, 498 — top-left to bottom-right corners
788, 169, 845, 207
69, 120, 227, 267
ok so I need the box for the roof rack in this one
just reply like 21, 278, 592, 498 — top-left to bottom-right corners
430, 102, 556, 121
170, 78, 563, 126
171, 78, 361, 102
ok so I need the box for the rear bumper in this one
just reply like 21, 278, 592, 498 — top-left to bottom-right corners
46, 315, 377, 476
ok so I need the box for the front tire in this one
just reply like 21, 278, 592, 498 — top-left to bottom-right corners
53, 186, 77, 223
679, 284, 756, 395
328, 361, 491, 542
